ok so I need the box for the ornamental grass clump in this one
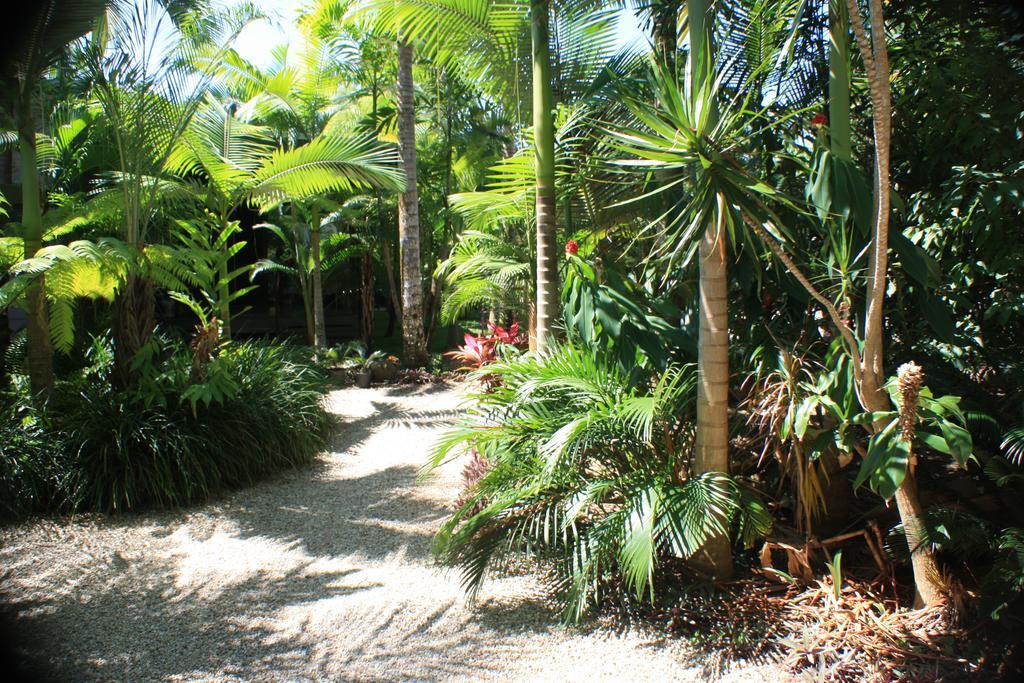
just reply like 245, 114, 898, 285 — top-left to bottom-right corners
0, 337, 332, 515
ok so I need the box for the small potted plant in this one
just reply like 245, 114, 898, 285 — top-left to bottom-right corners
322, 345, 348, 384
341, 343, 385, 388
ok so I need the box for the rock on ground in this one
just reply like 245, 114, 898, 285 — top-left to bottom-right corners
0, 385, 784, 682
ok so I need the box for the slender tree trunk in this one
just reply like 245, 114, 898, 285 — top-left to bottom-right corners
396, 38, 427, 366
16, 91, 53, 399
531, 0, 559, 350
382, 237, 401, 321
427, 97, 455, 345
360, 249, 374, 346
113, 270, 155, 387
689, 0, 733, 579
217, 217, 232, 339
652, 1, 681, 274
653, 0, 679, 72
694, 204, 734, 578
843, 0, 943, 607
217, 259, 232, 338
311, 210, 327, 349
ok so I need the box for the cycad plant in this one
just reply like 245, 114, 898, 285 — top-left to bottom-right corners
426, 344, 771, 622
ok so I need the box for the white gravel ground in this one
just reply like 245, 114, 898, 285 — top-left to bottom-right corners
1, 385, 786, 682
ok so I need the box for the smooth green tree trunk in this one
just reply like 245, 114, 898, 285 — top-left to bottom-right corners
532, 0, 559, 350
828, 0, 852, 162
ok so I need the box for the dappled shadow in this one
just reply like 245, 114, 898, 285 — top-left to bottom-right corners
379, 382, 457, 398
326, 399, 461, 455
0, 387, 584, 681
4, 552, 373, 680
223, 464, 446, 560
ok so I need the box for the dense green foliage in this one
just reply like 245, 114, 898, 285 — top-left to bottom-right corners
429, 344, 771, 621
1, 0, 1024, 673
0, 337, 331, 516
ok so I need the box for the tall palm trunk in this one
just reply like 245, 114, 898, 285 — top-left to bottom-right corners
531, 0, 559, 350
652, 0, 681, 288
842, 0, 943, 608
372, 82, 402, 341
16, 90, 54, 399
396, 37, 427, 366
311, 208, 327, 349
689, 0, 733, 579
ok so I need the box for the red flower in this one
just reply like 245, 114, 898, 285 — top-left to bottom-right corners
565, 240, 579, 255
811, 113, 828, 127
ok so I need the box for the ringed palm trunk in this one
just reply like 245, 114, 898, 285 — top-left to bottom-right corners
16, 91, 54, 399
396, 37, 427, 367
689, 0, 733, 579
694, 202, 733, 578
532, 0, 559, 350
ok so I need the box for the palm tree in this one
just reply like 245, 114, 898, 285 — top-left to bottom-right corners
77, 1, 253, 383
253, 204, 367, 345
168, 97, 402, 342
531, 0, 559, 350
838, 0, 943, 609
614, 0, 943, 604
686, 0, 733, 579
0, 0, 108, 398
359, 0, 620, 349
395, 35, 428, 366
213, 29, 370, 349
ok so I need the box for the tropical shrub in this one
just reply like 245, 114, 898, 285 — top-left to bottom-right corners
0, 337, 332, 515
426, 344, 771, 622
445, 322, 525, 373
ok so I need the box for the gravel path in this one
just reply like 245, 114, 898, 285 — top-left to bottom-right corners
1, 385, 783, 682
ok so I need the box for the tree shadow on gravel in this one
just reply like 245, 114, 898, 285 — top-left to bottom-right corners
221, 464, 450, 560
3, 552, 378, 681
379, 383, 456, 398
1, 388, 565, 681
326, 399, 461, 455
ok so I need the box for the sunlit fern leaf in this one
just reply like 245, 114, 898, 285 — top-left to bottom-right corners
1002, 425, 1024, 465
250, 134, 403, 210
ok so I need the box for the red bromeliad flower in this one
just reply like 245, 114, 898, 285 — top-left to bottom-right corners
811, 113, 828, 127
565, 239, 579, 255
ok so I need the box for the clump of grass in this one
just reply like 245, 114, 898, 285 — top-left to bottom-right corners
0, 338, 333, 516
